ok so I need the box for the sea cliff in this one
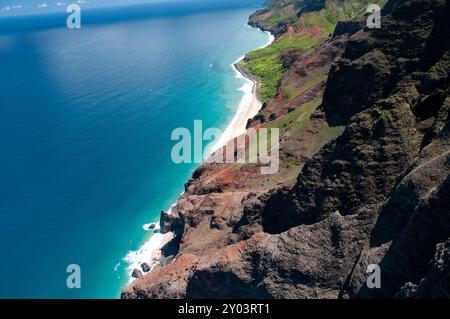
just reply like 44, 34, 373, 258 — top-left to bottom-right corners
122, 0, 450, 299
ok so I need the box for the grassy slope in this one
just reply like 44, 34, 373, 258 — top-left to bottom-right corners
236, 0, 380, 175
240, 9, 336, 101
241, 0, 387, 102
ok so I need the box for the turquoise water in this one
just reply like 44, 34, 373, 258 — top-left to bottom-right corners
0, 1, 269, 298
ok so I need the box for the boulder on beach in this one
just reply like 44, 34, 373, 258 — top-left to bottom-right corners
141, 262, 151, 273
131, 269, 143, 279
160, 210, 184, 234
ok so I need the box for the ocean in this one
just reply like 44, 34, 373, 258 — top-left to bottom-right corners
0, 1, 270, 298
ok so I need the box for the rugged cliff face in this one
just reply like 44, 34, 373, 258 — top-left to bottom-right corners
122, 0, 449, 299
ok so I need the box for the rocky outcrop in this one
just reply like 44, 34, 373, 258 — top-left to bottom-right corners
247, 0, 332, 37
332, 20, 363, 38
131, 269, 143, 279
122, 0, 449, 299
141, 263, 151, 273
160, 210, 184, 235
248, 10, 288, 37
399, 239, 450, 299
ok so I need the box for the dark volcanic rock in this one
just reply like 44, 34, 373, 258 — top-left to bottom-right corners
291, 87, 423, 222
160, 210, 184, 235
132, 269, 143, 279
411, 239, 450, 299
141, 263, 151, 273
395, 282, 418, 299
322, 0, 445, 125
281, 50, 304, 69
396, 239, 450, 299
248, 12, 287, 37
332, 20, 363, 38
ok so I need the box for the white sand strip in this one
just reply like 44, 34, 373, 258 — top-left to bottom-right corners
210, 30, 274, 153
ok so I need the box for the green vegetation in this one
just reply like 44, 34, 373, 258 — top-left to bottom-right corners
262, 10, 286, 26
298, 8, 338, 34
314, 124, 345, 147
280, 153, 301, 167
325, 0, 388, 20
244, 0, 389, 102
240, 37, 322, 101
239, 98, 321, 165
257, 0, 387, 29
280, 86, 301, 100
268, 98, 322, 135
240, 10, 337, 102
265, 96, 344, 152
240, 97, 344, 172
254, 1, 301, 29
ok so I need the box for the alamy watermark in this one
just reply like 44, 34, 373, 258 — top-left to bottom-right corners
366, 4, 381, 29
171, 120, 280, 175
66, 264, 81, 289
66, 4, 81, 29
366, 264, 381, 289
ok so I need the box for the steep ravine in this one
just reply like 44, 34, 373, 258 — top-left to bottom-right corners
122, 0, 449, 299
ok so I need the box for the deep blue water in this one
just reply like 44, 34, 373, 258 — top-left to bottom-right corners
0, 1, 269, 298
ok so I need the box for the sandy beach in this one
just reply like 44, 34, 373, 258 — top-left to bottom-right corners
210, 57, 263, 153
211, 31, 275, 153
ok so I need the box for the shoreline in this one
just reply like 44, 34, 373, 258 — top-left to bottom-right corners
123, 26, 274, 285
209, 55, 261, 154
122, 205, 176, 284
209, 29, 274, 154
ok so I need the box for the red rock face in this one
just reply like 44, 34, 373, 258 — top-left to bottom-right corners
287, 26, 295, 39
122, 0, 450, 299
